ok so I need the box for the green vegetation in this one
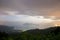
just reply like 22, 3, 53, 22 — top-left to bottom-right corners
0, 32, 59, 40
0, 26, 60, 40
0, 30, 60, 40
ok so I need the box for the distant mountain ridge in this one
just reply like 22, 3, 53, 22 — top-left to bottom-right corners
0, 25, 60, 35
0, 25, 22, 33
23, 26, 60, 35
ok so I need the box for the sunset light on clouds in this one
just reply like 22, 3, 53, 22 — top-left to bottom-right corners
0, 0, 60, 30
0, 14, 60, 30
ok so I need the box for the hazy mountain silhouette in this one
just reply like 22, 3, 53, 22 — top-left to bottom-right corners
0, 25, 22, 33
0, 25, 14, 32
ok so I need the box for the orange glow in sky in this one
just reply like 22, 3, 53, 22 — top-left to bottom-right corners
53, 21, 60, 26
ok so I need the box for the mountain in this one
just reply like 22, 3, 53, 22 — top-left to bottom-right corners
0, 25, 22, 33
2, 21, 53, 31
23, 26, 60, 35
0, 26, 60, 40
4, 22, 41, 31
0, 25, 60, 35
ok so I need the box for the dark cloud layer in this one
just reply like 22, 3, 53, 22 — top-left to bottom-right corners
0, 0, 60, 16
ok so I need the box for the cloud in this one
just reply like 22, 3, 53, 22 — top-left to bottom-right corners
0, 15, 54, 23
0, 15, 55, 30
4, 11, 19, 15
0, 15, 60, 30
0, 0, 60, 16
0, 0, 60, 30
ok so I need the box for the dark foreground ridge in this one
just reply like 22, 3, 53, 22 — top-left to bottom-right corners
25, 26, 60, 35
0, 25, 60, 40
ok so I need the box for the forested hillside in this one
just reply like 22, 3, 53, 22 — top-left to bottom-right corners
0, 26, 60, 40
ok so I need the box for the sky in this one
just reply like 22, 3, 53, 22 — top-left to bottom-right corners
0, 0, 60, 30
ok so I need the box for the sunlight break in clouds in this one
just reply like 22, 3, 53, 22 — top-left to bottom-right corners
0, 15, 54, 23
